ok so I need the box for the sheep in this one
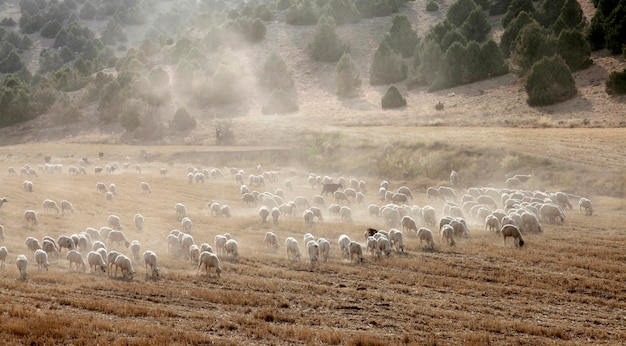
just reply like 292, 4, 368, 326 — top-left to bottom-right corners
224, 239, 239, 262
366, 236, 381, 257
338, 234, 351, 257
42, 199, 59, 214
477, 195, 498, 210
485, 214, 501, 233
321, 183, 342, 196
181, 217, 192, 234
501, 224, 525, 247
23, 180, 33, 192
307, 240, 319, 263
0, 225, 4, 242
87, 251, 107, 273
34, 249, 49, 271
92, 240, 106, 252
540, 204, 565, 223
400, 216, 418, 235
317, 238, 330, 262
67, 250, 86, 272
107, 251, 122, 274
397, 186, 413, 200
7, 167, 17, 175
264, 231, 279, 251
16, 254, 28, 279
42, 239, 59, 258
96, 182, 107, 193
388, 229, 405, 252
309, 206, 324, 223
554, 192, 573, 210
0, 246, 8, 268
450, 170, 459, 187
293, 196, 310, 210
348, 241, 365, 263
506, 177, 523, 189
333, 191, 350, 205
285, 237, 301, 261
416, 228, 435, 249
440, 224, 456, 246
114, 254, 135, 279
241, 193, 256, 205
200, 243, 214, 254
57, 235, 76, 252
215, 235, 228, 256
450, 218, 469, 238
107, 230, 131, 248
107, 214, 123, 230
60, 200, 74, 214
25, 237, 41, 252
339, 206, 352, 223
160, 168, 168, 177
0, 197, 7, 209
221, 205, 232, 218
421, 206, 437, 227
197, 251, 221, 277
579, 197, 593, 216
108, 183, 117, 195
24, 210, 38, 225
189, 244, 201, 264
179, 233, 195, 255
427, 187, 441, 200
521, 211, 542, 233
208, 202, 222, 217
303, 209, 314, 226
134, 214, 144, 233
175, 203, 187, 219
143, 251, 160, 278
438, 186, 457, 201
377, 237, 392, 257
105, 191, 113, 201
130, 240, 141, 261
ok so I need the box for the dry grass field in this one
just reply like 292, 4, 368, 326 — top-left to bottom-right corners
0, 142, 624, 345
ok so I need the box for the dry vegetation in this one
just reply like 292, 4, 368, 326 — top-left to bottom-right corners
0, 142, 624, 345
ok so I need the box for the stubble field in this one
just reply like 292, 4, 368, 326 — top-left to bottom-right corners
0, 140, 624, 345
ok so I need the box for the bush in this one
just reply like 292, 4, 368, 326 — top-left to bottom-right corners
119, 100, 142, 132
501, 0, 535, 28
320, 0, 361, 25
369, 38, 407, 85
426, 0, 439, 11
40, 19, 62, 39
39, 50, 63, 73
460, 7, 490, 42
418, 38, 443, 85
381, 84, 406, 109
479, 40, 508, 77
308, 15, 348, 62
446, 0, 478, 27
0, 48, 25, 73
440, 29, 467, 53
0, 74, 32, 127
586, 11, 606, 51
79, 1, 96, 19
489, 0, 511, 15
335, 53, 361, 97
556, 29, 592, 71
525, 55, 576, 106
605, 68, 626, 95
554, 0, 585, 32
262, 88, 299, 114
258, 51, 295, 92
536, 0, 566, 28
510, 22, 554, 76
605, 2, 626, 54
170, 107, 196, 131
0, 17, 16, 27
285, 1, 318, 25
500, 11, 535, 58
386, 15, 418, 58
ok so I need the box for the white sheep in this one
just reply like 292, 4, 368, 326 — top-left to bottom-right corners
366, 236, 381, 257
42, 239, 59, 258
109, 183, 117, 195
579, 197, 593, 216
307, 240, 319, 263
339, 206, 352, 223
160, 168, 167, 177
60, 200, 74, 214
34, 249, 49, 271
209, 202, 222, 217
264, 231, 279, 251
485, 214, 501, 232
440, 224, 456, 246
23, 180, 33, 192
130, 240, 141, 261
0, 225, 4, 241
41, 199, 59, 213
96, 182, 107, 193
175, 203, 187, 219
303, 209, 314, 226
143, 250, 160, 278
338, 234, 351, 257
66, 250, 86, 272
221, 205, 232, 218
24, 210, 38, 225
16, 254, 28, 279
134, 213, 144, 232
57, 235, 76, 252
107, 214, 123, 230
388, 229, 404, 252
400, 216, 418, 234
25, 237, 41, 252
87, 251, 107, 273
258, 206, 270, 223
107, 230, 130, 248
197, 251, 221, 277
348, 241, 364, 263
107, 251, 122, 274
189, 244, 201, 264
368, 204, 380, 219
271, 207, 281, 224
416, 228, 435, 249
7, 167, 17, 175
285, 237, 301, 261
501, 224, 525, 247
377, 237, 392, 257
214, 235, 227, 256
179, 233, 195, 255
317, 238, 330, 262
181, 217, 192, 234
224, 239, 239, 262
200, 243, 214, 253
114, 254, 135, 279
0, 246, 8, 268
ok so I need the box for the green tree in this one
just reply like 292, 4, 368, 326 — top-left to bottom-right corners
525, 55, 576, 106
40, 19, 62, 39
308, 15, 348, 62
285, 1, 318, 25
586, 11, 606, 51
386, 15, 418, 58
501, 0, 535, 28
79, 1, 96, 19
489, 0, 511, 15
446, 0, 477, 27
536, 0, 566, 28
500, 11, 535, 58
381, 84, 406, 109
440, 29, 467, 53
119, 99, 142, 132
426, 0, 439, 11
0, 74, 32, 127
335, 52, 361, 98
170, 107, 197, 131
418, 38, 443, 85
605, 2, 626, 54
605, 68, 626, 95
479, 39, 508, 77
0, 48, 25, 73
557, 28, 592, 71
510, 22, 554, 76
258, 51, 295, 92
369, 38, 407, 85
320, 0, 361, 25
39, 50, 64, 73
461, 7, 490, 42
554, 0, 585, 32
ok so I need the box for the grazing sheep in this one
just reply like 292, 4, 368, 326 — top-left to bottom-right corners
327, 203, 341, 219
107, 215, 123, 230
521, 212, 542, 233
143, 251, 160, 278
397, 186, 413, 200
338, 234, 351, 257
366, 236, 381, 257
427, 187, 441, 200
215, 235, 227, 256
501, 224, 525, 247
7, 167, 17, 175
307, 240, 319, 263
485, 214, 501, 233
130, 240, 141, 261
209, 202, 222, 217
24, 210, 38, 225
540, 204, 565, 223
438, 186, 457, 201
60, 200, 74, 214
181, 217, 192, 234
57, 235, 76, 252
339, 206, 352, 223
197, 251, 221, 277
388, 229, 405, 252
189, 244, 201, 264
134, 214, 144, 232
175, 203, 187, 219
506, 177, 523, 189
42, 239, 59, 258
42, 199, 59, 214
221, 205, 232, 218
224, 239, 239, 262
34, 249, 49, 271
321, 183, 342, 196
348, 241, 365, 263
0, 246, 8, 267
312, 195, 326, 208
107, 230, 131, 248
270, 207, 280, 224
0, 225, 4, 241
200, 243, 214, 254
114, 254, 135, 279
333, 191, 350, 205
96, 182, 107, 193
23, 180, 33, 192
317, 238, 330, 262
440, 224, 456, 246
303, 209, 314, 226
241, 193, 256, 205
421, 206, 437, 227
258, 206, 270, 223
16, 254, 28, 279
400, 216, 418, 234
368, 204, 380, 219
160, 168, 168, 177
25, 237, 42, 252
377, 237, 392, 257
285, 237, 301, 261
139, 181, 151, 193
107, 251, 122, 274
87, 251, 107, 273
554, 192, 573, 210
264, 231, 279, 251
108, 183, 117, 195
66, 250, 86, 272
417, 228, 435, 249
179, 233, 195, 255
105, 191, 113, 201
0, 197, 7, 209
579, 198, 593, 216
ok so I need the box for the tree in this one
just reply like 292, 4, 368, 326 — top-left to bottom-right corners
0, 74, 32, 127
386, 15, 418, 58
489, 0, 511, 15
119, 100, 142, 132
308, 15, 348, 62
320, 0, 361, 25
335, 53, 361, 97
525, 55, 576, 106
40, 19, 62, 39
536, 0, 566, 28
0, 48, 25, 73
258, 51, 295, 92
501, 0, 535, 28
554, 0, 585, 32
605, 68, 626, 95
285, 1, 318, 25
440, 29, 467, 53
586, 11, 606, 51
479, 39, 508, 77
437, 41, 467, 88
170, 107, 196, 131
446, 0, 478, 27
381, 84, 406, 109
510, 22, 554, 76
461, 7, 490, 42
426, 0, 439, 11
605, 2, 626, 54
418, 38, 443, 85
557, 29, 592, 71
500, 11, 535, 58
369, 38, 407, 85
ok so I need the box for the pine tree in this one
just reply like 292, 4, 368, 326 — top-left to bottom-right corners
525, 55, 576, 106
369, 38, 407, 86
335, 53, 361, 98
387, 15, 419, 58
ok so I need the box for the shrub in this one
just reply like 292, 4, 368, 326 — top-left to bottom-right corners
605, 68, 626, 95
285, 1, 318, 25
536, 0, 566, 28
440, 29, 467, 53
0, 48, 25, 73
460, 7, 490, 42
446, 0, 478, 27
489, 0, 511, 15
258, 51, 295, 92
0, 74, 32, 128
119, 99, 142, 132
19, 13, 44, 34
556, 29, 592, 71
586, 11, 606, 51
553, 0, 585, 32
262, 88, 299, 114
418, 38, 443, 85
381, 84, 406, 109
335, 53, 361, 98
40, 19, 62, 39
369, 38, 407, 86
39, 50, 64, 73
426, 0, 439, 11
320, 0, 361, 25
510, 22, 554, 76
525, 55, 576, 106
79, 1, 96, 19
605, 2, 626, 54
502, 0, 535, 28
479, 39, 508, 77
308, 15, 348, 62
386, 15, 418, 58
0, 17, 17, 27
170, 107, 196, 131
500, 11, 535, 58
